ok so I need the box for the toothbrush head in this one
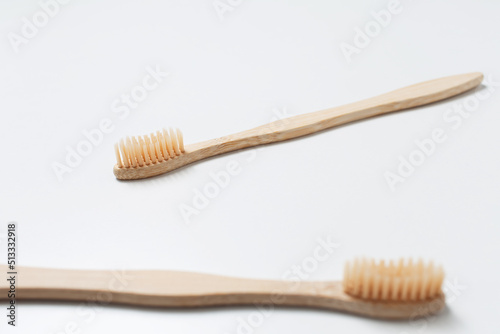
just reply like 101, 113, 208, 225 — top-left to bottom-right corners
343, 258, 444, 301
114, 128, 186, 179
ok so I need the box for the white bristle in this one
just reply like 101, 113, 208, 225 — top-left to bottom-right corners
115, 128, 185, 168
343, 258, 444, 301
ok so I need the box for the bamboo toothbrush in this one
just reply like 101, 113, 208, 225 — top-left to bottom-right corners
0, 258, 445, 319
113, 72, 482, 180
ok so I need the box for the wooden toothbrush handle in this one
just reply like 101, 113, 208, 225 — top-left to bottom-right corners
190, 72, 483, 155
0, 266, 329, 307
113, 72, 482, 179
0, 266, 444, 319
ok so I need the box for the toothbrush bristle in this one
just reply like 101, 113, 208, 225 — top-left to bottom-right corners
343, 258, 444, 301
115, 128, 185, 168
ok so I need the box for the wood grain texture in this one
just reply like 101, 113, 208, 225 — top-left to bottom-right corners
0, 266, 444, 319
114, 72, 483, 180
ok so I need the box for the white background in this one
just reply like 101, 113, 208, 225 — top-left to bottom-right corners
1, 0, 499, 333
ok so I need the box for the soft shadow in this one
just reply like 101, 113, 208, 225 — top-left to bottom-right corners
15, 299, 458, 328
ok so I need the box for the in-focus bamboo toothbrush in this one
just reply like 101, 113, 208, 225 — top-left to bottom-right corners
113, 72, 483, 180
0, 258, 445, 319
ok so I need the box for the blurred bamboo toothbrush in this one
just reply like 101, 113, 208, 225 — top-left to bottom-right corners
0, 258, 445, 319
